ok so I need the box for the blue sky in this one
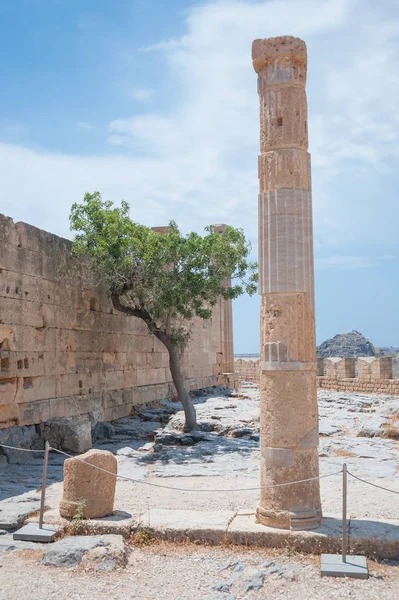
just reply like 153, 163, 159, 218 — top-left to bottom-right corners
1, 0, 398, 353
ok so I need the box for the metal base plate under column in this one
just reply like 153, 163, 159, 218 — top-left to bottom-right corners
13, 523, 57, 543
321, 554, 368, 579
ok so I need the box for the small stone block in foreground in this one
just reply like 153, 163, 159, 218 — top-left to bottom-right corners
41, 534, 127, 570
28, 508, 135, 538
13, 523, 57, 543
321, 554, 368, 579
59, 449, 117, 519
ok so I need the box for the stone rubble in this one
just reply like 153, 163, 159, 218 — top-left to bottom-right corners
207, 559, 302, 597
43, 416, 93, 455
41, 534, 128, 570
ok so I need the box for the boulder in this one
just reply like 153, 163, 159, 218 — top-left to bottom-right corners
41, 534, 127, 570
59, 449, 117, 519
0, 425, 42, 464
44, 415, 92, 454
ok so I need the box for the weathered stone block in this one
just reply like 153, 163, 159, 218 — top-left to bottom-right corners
259, 86, 308, 152
0, 377, 17, 406
59, 449, 117, 519
0, 403, 19, 428
326, 358, 355, 379
358, 357, 393, 381
0, 242, 44, 278
0, 213, 19, 245
44, 415, 92, 454
0, 424, 42, 463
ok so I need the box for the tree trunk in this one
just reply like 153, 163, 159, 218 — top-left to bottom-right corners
166, 343, 197, 431
110, 295, 197, 431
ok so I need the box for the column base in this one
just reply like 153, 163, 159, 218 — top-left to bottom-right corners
256, 505, 322, 531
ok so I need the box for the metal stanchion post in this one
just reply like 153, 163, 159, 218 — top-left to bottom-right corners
13, 441, 56, 543
320, 462, 368, 578
342, 463, 347, 563
39, 441, 50, 529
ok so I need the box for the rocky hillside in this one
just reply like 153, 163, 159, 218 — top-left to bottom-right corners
317, 330, 377, 358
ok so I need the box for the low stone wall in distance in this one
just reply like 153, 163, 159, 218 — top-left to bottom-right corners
235, 358, 260, 384
235, 356, 399, 395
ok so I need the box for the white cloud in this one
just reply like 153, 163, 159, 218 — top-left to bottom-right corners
1, 0, 399, 263
130, 88, 153, 102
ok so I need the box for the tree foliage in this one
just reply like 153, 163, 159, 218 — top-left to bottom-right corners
70, 192, 258, 430
70, 192, 257, 350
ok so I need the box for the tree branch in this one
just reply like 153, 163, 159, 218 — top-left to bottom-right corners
111, 293, 151, 322
111, 293, 173, 350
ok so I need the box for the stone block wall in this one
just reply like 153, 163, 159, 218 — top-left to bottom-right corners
235, 356, 399, 395
0, 213, 235, 432
235, 358, 260, 384
325, 358, 355, 379
357, 357, 393, 381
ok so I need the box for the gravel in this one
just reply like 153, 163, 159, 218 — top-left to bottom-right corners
0, 542, 398, 599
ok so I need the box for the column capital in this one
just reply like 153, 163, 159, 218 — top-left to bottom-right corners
212, 224, 228, 234
151, 226, 171, 235
252, 36, 307, 87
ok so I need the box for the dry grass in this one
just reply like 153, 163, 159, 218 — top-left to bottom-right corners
130, 528, 158, 547
382, 412, 399, 440
383, 426, 399, 440
333, 448, 356, 458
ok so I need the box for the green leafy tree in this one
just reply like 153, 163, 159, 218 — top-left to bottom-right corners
70, 192, 258, 431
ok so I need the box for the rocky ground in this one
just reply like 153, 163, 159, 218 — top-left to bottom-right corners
1, 541, 399, 600
1, 383, 399, 520
0, 383, 398, 597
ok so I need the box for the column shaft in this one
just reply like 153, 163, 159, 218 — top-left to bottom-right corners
252, 35, 321, 530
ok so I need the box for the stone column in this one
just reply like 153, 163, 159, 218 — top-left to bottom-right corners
252, 36, 321, 530
213, 224, 234, 374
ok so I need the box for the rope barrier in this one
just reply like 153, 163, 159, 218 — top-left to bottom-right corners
2, 442, 399, 496
347, 470, 399, 496
1, 442, 342, 492
50, 447, 343, 492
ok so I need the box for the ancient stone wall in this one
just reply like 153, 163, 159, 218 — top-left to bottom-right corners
235, 358, 260, 384
0, 213, 235, 431
235, 356, 399, 395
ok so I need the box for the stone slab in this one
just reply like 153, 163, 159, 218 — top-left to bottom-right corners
0, 493, 41, 531
320, 554, 368, 579
139, 509, 236, 544
27, 508, 137, 538
135, 510, 399, 560
13, 522, 58, 542
226, 513, 342, 554
0, 532, 49, 554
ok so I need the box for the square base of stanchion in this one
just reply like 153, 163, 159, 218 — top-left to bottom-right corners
13, 523, 57, 543
321, 554, 368, 579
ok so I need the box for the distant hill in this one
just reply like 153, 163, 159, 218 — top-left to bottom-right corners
317, 330, 377, 358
